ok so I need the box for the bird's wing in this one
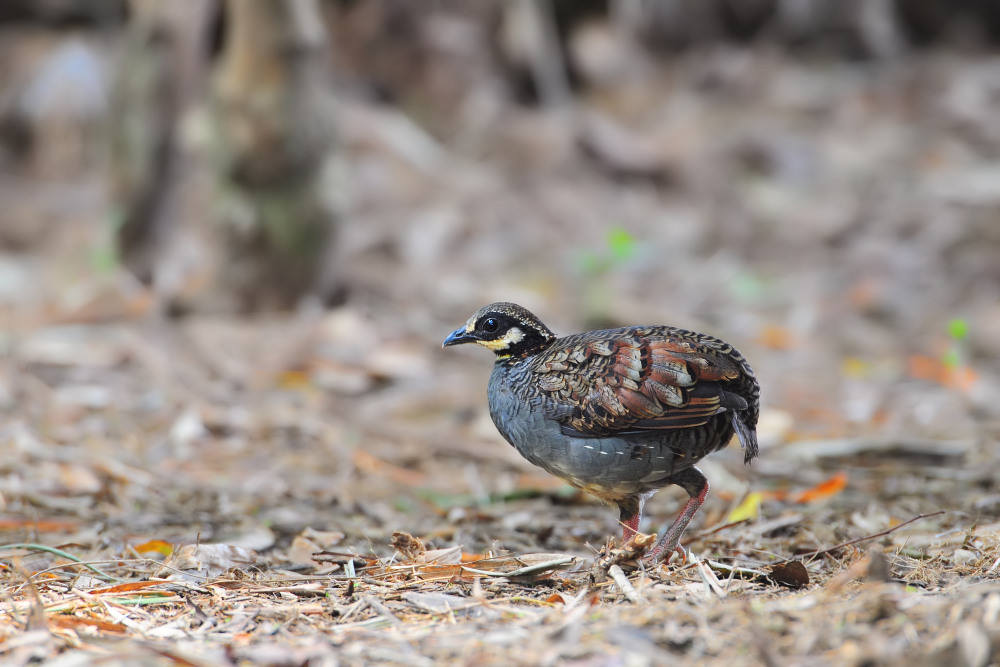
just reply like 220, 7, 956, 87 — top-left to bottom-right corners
530, 327, 748, 439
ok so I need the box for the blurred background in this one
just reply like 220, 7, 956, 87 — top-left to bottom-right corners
1, 0, 999, 554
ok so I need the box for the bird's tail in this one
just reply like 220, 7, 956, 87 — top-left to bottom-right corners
730, 412, 759, 464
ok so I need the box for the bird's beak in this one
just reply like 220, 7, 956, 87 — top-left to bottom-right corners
443, 327, 476, 347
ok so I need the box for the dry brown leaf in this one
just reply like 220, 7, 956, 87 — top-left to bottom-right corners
154, 544, 259, 580
390, 531, 426, 561
47, 614, 129, 635
766, 561, 810, 589
420, 547, 463, 565
131, 539, 173, 557
286, 536, 322, 566
0, 518, 79, 533
793, 472, 848, 504
401, 591, 474, 614
88, 581, 169, 594
353, 449, 426, 486
299, 527, 345, 549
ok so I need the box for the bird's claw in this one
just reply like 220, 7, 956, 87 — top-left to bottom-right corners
641, 542, 687, 567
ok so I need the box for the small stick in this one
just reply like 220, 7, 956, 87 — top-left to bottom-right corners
362, 595, 401, 625
690, 519, 750, 540
607, 565, 644, 604
793, 511, 946, 560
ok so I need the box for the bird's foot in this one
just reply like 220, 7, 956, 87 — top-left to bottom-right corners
589, 532, 656, 583
641, 538, 687, 567
652, 544, 686, 565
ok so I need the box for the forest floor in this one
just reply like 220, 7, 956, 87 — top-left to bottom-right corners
2, 44, 1000, 666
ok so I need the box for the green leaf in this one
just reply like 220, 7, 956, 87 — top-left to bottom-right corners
414, 488, 477, 509
393, 497, 414, 513
89, 244, 119, 274
947, 318, 968, 341
607, 226, 637, 262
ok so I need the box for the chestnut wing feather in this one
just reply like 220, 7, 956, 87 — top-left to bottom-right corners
529, 326, 747, 439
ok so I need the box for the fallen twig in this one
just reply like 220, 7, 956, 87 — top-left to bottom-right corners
607, 565, 644, 604
362, 595, 401, 625
691, 519, 751, 540
793, 511, 946, 560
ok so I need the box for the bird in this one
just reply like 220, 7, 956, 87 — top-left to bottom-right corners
443, 302, 759, 564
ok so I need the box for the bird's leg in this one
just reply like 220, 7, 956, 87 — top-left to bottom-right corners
621, 511, 641, 542
618, 495, 645, 542
644, 467, 709, 565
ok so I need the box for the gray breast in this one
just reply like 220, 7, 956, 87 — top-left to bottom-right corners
487, 363, 705, 496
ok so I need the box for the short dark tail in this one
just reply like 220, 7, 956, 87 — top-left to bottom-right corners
730, 412, 759, 464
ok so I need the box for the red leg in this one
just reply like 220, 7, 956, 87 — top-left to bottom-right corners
618, 494, 646, 542
645, 468, 709, 565
621, 511, 642, 541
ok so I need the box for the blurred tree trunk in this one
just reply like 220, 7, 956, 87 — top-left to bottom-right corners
211, 0, 340, 311
111, 0, 213, 286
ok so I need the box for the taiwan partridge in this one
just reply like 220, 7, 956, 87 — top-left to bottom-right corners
444, 303, 759, 563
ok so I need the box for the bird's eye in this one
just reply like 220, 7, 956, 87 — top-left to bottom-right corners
481, 317, 500, 333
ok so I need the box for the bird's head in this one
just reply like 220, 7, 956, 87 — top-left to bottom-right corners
443, 302, 556, 360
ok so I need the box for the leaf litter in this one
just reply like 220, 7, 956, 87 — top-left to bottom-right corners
2, 39, 1000, 667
